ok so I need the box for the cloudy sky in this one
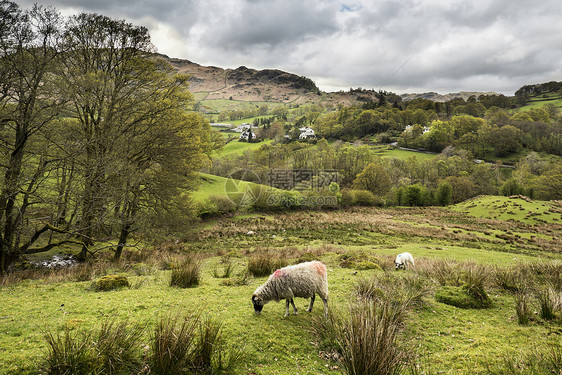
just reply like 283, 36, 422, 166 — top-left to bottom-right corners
15, 0, 562, 95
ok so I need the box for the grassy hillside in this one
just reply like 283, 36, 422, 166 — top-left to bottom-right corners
451, 195, 562, 224
191, 172, 262, 203
1, 202, 561, 374
216, 139, 272, 158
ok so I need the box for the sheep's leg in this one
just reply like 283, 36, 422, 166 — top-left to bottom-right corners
290, 298, 298, 315
322, 298, 328, 317
285, 299, 290, 316
306, 294, 315, 312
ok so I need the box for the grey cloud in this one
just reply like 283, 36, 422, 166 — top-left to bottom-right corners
12, 0, 562, 94
199, 0, 339, 51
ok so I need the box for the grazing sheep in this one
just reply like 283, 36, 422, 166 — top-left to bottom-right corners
251, 261, 328, 317
395, 252, 415, 270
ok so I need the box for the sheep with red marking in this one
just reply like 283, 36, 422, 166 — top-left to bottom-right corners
251, 261, 328, 317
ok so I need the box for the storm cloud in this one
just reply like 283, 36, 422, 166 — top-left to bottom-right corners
14, 0, 562, 94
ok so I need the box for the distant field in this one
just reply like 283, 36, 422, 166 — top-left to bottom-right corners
379, 147, 438, 161
517, 92, 562, 111
451, 195, 562, 224
215, 139, 272, 158
200, 99, 286, 113
191, 172, 260, 203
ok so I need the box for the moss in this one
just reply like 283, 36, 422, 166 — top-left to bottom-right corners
338, 251, 382, 270
435, 285, 492, 309
91, 275, 130, 292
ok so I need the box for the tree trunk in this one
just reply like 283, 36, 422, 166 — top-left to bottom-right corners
113, 223, 131, 262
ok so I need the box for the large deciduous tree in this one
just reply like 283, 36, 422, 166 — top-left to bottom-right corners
0, 2, 65, 273
61, 13, 210, 260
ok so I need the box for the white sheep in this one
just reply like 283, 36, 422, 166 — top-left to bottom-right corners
395, 252, 415, 270
251, 261, 329, 317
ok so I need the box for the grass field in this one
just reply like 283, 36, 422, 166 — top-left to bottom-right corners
452, 195, 562, 225
382, 148, 438, 161
215, 139, 273, 158
2, 196, 560, 374
191, 172, 260, 203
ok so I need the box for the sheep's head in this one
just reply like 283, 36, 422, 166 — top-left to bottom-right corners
251, 294, 264, 314
395, 261, 405, 270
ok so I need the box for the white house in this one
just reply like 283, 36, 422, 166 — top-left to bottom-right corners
404, 125, 431, 134
239, 129, 256, 141
299, 127, 316, 140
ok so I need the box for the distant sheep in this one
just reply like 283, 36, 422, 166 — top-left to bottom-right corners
395, 252, 415, 270
251, 261, 328, 317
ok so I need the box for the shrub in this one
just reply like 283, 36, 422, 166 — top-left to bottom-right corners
192, 316, 244, 374
170, 258, 202, 288
352, 189, 378, 206
494, 266, 525, 293
208, 195, 237, 214
91, 275, 130, 292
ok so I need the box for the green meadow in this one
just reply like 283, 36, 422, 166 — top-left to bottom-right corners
1, 196, 561, 374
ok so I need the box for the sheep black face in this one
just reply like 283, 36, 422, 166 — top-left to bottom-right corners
252, 295, 264, 314
395, 262, 405, 270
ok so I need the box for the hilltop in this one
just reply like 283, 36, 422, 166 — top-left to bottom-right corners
162, 55, 499, 106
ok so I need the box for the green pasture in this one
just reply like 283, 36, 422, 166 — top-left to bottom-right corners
191, 172, 260, 203
1, 198, 561, 374
199, 99, 286, 114
215, 139, 273, 158
451, 195, 562, 224
382, 148, 438, 161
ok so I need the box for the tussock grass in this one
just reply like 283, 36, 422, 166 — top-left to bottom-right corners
315, 299, 413, 375
149, 312, 244, 375
43, 318, 144, 375
247, 249, 288, 277
170, 257, 202, 288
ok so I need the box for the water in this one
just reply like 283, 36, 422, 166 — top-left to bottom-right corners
31, 255, 78, 269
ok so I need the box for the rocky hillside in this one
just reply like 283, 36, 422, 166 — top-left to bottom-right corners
162, 55, 498, 105
164, 56, 322, 103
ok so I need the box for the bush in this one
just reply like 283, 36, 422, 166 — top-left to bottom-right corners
352, 189, 378, 206
208, 195, 237, 214
170, 258, 202, 288
91, 275, 130, 292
